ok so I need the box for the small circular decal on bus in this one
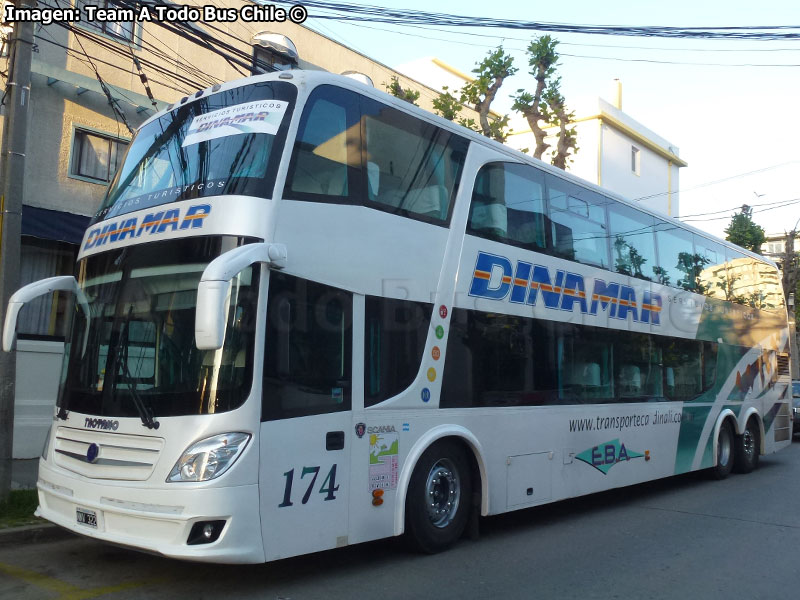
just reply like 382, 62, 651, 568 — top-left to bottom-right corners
435, 325, 444, 339
427, 367, 437, 382
439, 305, 448, 319
432, 346, 441, 360
421, 388, 431, 402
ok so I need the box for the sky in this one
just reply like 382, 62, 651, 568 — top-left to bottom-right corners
297, 0, 800, 240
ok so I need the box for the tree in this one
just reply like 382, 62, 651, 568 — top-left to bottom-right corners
724, 205, 766, 254
433, 47, 515, 142
512, 35, 577, 169
384, 76, 420, 106
460, 47, 517, 142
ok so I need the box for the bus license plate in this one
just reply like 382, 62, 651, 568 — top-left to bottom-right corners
76, 508, 97, 528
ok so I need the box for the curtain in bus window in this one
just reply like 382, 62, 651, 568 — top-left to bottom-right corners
262, 272, 353, 421
557, 325, 612, 403
362, 97, 467, 225
608, 204, 658, 281
546, 176, 610, 269
662, 338, 702, 400
613, 332, 663, 401
654, 221, 695, 291
288, 86, 360, 199
467, 162, 547, 251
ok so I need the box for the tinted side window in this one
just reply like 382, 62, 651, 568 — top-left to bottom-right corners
440, 310, 558, 407
547, 175, 611, 268
654, 221, 695, 291
725, 247, 785, 310
362, 97, 467, 225
662, 338, 702, 400
608, 204, 657, 281
467, 162, 547, 252
262, 272, 352, 420
693, 237, 728, 298
441, 309, 716, 407
365, 297, 432, 406
286, 86, 361, 202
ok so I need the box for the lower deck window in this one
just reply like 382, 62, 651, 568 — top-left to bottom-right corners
262, 272, 352, 420
441, 309, 719, 408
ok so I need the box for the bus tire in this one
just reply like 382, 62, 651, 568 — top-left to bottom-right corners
405, 440, 472, 554
735, 418, 760, 474
711, 420, 735, 480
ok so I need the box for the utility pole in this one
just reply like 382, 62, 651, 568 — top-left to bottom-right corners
0, 0, 35, 502
782, 224, 800, 379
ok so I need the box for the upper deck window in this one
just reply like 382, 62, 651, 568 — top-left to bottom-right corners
96, 81, 297, 222
467, 162, 547, 252
285, 85, 468, 227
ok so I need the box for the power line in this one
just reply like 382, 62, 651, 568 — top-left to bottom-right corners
274, 1, 800, 40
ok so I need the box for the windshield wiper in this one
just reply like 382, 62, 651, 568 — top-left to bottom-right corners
118, 312, 160, 430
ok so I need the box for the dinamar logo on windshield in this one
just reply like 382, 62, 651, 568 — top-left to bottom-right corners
83, 203, 211, 250
576, 439, 646, 474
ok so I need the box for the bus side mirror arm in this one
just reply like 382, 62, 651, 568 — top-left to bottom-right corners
195, 242, 287, 351
3, 276, 91, 356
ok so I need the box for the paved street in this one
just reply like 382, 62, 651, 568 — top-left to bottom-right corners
3, 440, 800, 600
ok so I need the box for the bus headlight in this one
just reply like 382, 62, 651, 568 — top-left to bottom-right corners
167, 432, 251, 482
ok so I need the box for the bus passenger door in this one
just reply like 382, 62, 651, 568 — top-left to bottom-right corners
258, 272, 353, 561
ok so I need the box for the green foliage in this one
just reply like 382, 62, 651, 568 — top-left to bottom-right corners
724, 205, 766, 254
384, 76, 420, 106
511, 35, 577, 168
0, 489, 40, 529
460, 46, 516, 142
432, 85, 464, 121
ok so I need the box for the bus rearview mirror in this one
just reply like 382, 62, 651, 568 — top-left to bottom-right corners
3, 276, 91, 355
195, 243, 286, 351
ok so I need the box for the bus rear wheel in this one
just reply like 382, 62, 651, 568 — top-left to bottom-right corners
711, 420, 734, 480
405, 440, 472, 554
735, 418, 760, 474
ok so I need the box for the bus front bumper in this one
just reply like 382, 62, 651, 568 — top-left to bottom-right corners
35, 460, 265, 564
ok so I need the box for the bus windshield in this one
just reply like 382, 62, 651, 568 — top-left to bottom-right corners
58, 236, 259, 419
96, 80, 297, 221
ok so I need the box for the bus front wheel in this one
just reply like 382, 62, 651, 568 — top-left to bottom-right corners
711, 420, 735, 480
405, 440, 472, 554
735, 418, 760, 474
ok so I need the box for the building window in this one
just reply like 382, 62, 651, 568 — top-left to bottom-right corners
767, 241, 783, 255
252, 46, 295, 74
17, 238, 78, 339
70, 129, 128, 183
631, 146, 641, 175
77, 1, 135, 41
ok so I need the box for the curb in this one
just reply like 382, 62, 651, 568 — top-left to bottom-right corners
0, 523, 75, 547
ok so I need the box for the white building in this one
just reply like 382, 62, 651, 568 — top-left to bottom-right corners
506, 83, 687, 218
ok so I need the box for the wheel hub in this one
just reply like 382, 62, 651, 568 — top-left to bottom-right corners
425, 459, 461, 528
743, 428, 755, 458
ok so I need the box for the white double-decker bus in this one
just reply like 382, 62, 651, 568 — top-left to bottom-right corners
3, 71, 793, 563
